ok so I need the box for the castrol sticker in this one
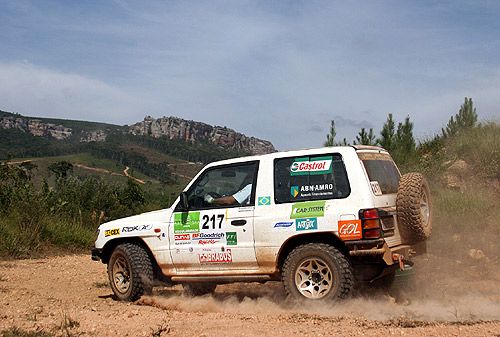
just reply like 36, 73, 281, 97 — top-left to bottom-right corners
338, 220, 362, 240
290, 156, 333, 176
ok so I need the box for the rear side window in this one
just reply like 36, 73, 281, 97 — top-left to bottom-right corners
274, 153, 350, 204
358, 152, 400, 194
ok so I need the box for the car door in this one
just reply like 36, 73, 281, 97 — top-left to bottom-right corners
169, 161, 259, 272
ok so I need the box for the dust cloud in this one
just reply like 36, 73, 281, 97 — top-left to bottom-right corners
140, 228, 500, 324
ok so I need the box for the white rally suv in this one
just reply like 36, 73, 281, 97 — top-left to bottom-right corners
92, 146, 431, 301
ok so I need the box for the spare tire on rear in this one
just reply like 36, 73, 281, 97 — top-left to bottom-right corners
396, 173, 432, 244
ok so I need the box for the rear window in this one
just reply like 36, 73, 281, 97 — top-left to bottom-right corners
358, 152, 400, 194
274, 153, 350, 204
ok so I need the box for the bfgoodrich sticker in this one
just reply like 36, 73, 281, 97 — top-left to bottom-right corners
290, 201, 326, 219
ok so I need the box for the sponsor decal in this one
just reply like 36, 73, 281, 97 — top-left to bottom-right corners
122, 224, 152, 233
290, 156, 333, 176
258, 196, 271, 206
292, 183, 334, 198
192, 232, 225, 240
295, 218, 318, 231
226, 232, 237, 245
338, 220, 362, 240
104, 228, 120, 237
290, 185, 299, 198
174, 234, 190, 241
370, 181, 382, 196
174, 212, 200, 233
274, 221, 294, 228
198, 239, 218, 245
198, 249, 233, 263
290, 201, 326, 219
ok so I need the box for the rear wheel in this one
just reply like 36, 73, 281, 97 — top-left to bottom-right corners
182, 283, 217, 296
396, 173, 432, 244
282, 243, 353, 301
107, 243, 153, 301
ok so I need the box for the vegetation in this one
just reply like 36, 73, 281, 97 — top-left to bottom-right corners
0, 162, 152, 257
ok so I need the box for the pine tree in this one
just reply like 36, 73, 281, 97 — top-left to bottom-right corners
378, 113, 396, 152
393, 116, 416, 164
442, 97, 478, 138
354, 128, 376, 145
324, 120, 337, 146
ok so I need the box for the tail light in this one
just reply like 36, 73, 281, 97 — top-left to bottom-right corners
359, 208, 381, 239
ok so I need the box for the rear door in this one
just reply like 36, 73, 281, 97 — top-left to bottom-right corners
169, 161, 260, 272
357, 151, 401, 246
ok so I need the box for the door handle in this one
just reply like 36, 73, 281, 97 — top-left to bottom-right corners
231, 220, 247, 226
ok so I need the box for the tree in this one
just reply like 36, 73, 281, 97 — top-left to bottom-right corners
324, 120, 337, 146
354, 128, 377, 145
378, 113, 396, 152
48, 161, 73, 179
393, 116, 416, 165
442, 97, 478, 138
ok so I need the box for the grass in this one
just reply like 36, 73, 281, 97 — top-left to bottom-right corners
1, 327, 54, 337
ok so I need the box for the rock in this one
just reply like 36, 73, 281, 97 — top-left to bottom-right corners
80, 130, 107, 142
129, 116, 276, 155
468, 249, 485, 260
0, 116, 72, 140
442, 159, 469, 191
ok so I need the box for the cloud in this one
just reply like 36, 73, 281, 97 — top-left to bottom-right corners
0, 1, 499, 150
0, 62, 145, 124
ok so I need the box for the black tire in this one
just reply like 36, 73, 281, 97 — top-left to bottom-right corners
396, 173, 432, 244
282, 243, 354, 301
107, 243, 153, 301
182, 283, 217, 296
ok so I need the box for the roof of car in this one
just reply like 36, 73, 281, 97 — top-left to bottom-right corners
204, 145, 388, 168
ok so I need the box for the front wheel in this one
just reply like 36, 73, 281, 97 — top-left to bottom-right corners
282, 243, 353, 301
107, 243, 153, 301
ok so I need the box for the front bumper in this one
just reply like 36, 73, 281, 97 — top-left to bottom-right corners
91, 248, 102, 261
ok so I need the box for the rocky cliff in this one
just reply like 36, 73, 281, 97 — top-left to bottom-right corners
0, 115, 72, 140
0, 112, 276, 154
129, 116, 276, 154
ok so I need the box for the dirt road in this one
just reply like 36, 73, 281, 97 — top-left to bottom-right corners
0, 254, 499, 337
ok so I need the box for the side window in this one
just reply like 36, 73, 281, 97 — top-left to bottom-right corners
185, 161, 258, 210
274, 154, 350, 204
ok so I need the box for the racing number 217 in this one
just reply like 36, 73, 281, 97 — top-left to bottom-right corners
202, 214, 224, 229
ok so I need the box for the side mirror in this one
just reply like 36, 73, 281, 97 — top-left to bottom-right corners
179, 192, 189, 210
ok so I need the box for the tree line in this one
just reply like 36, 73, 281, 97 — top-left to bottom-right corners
324, 97, 479, 170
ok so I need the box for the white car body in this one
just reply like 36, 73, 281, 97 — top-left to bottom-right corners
93, 146, 416, 284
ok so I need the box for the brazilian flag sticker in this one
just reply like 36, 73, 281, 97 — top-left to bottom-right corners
258, 196, 271, 206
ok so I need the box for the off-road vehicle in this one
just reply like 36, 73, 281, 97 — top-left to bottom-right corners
92, 146, 431, 301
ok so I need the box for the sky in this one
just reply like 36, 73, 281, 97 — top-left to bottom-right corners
0, 0, 499, 150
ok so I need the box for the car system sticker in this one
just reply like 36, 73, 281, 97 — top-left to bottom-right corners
290, 200, 326, 219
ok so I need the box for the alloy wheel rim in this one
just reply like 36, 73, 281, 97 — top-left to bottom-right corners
112, 256, 131, 293
294, 258, 333, 299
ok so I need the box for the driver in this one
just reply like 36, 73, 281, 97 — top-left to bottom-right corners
204, 174, 253, 206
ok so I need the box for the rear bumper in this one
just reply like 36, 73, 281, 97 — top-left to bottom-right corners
345, 238, 425, 266
91, 248, 102, 261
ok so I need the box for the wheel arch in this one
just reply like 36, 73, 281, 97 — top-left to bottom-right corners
276, 232, 349, 271
101, 237, 164, 281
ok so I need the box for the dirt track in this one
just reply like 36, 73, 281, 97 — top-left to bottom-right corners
0, 254, 499, 337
